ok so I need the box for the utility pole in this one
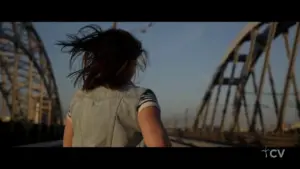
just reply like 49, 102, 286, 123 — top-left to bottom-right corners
173, 117, 178, 129
184, 108, 189, 131
112, 22, 117, 29
112, 22, 154, 34
288, 100, 299, 121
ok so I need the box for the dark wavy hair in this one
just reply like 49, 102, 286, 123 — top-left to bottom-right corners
56, 25, 148, 91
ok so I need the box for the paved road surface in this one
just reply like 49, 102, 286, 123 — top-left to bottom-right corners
170, 137, 231, 147
19, 137, 232, 147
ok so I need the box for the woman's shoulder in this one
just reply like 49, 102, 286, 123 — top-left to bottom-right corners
122, 85, 160, 110
139, 88, 157, 99
125, 85, 153, 92
122, 85, 147, 94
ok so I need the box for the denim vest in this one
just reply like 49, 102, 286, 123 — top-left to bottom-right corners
69, 86, 147, 147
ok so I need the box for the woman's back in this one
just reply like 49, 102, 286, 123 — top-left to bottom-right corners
70, 86, 147, 147
60, 24, 171, 147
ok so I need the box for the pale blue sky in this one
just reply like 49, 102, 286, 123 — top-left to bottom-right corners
33, 22, 300, 128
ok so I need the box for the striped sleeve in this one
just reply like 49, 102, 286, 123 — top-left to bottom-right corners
137, 89, 160, 112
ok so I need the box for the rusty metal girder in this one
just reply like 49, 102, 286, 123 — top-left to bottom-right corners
0, 22, 63, 125
193, 22, 300, 135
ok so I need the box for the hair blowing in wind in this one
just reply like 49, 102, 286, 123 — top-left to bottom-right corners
56, 25, 148, 91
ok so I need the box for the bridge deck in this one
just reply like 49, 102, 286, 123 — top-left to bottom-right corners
19, 137, 232, 147
170, 137, 231, 147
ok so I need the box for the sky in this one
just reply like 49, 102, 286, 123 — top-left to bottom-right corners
32, 22, 300, 129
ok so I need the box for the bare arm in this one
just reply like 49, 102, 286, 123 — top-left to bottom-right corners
63, 91, 79, 147
138, 106, 171, 147
63, 115, 73, 147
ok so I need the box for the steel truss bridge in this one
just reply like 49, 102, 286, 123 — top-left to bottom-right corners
0, 22, 63, 125
1, 22, 300, 147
